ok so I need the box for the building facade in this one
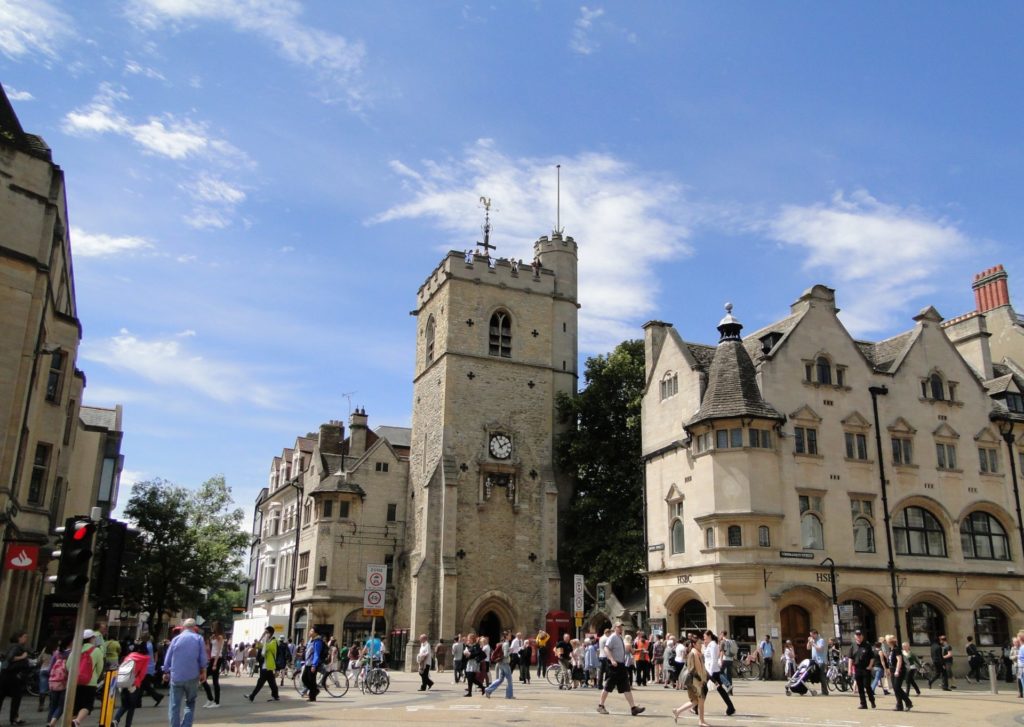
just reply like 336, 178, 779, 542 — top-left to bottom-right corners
642, 281, 1023, 663
402, 235, 578, 657
1, 86, 126, 640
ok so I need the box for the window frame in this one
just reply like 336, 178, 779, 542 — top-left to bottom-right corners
758, 525, 771, 548
488, 310, 512, 358
891, 436, 914, 466
935, 442, 957, 471
727, 525, 742, 547
297, 551, 310, 587
893, 506, 947, 557
45, 350, 66, 403
27, 442, 52, 505
960, 511, 1010, 561
978, 447, 999, 474
671, 518, 685, 554
795, 426, 818, 455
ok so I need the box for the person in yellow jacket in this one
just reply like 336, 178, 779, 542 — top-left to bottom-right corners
247, 627, 280, 702
536, 630, 550, 678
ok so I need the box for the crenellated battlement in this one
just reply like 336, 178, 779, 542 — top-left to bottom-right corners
415, 249, 559, 310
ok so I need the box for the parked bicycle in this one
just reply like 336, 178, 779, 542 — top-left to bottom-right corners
546, 662, 574, 688
292, 662, 349, 698
355, 657, 390, 695
826, 661, 851, 692
735, 652, 761, 681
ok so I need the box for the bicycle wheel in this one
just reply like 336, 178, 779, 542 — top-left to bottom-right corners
293, 670, 306, 696
367, 669, 390, 695
743, 662, 761, 681
322, 669, 349, 698
546, 664, 561, 686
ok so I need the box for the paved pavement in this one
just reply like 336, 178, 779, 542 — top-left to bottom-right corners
76, 670, 1024, 727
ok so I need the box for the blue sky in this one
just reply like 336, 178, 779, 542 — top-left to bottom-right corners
3, 1, 1022, 515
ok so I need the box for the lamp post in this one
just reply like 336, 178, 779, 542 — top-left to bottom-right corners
820, 557, 840, 648
996, 418, 1024, 561
869, 384, 903, 647
285, 477, 304, 643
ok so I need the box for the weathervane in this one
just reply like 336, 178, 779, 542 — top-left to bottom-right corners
476, 196, 496, 256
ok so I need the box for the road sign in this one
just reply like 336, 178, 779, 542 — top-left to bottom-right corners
573, 573, 584, 615
575, 617, 583, 627
363, 563, 387, 617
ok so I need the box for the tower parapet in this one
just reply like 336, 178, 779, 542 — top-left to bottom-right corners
533, 232, 578, 303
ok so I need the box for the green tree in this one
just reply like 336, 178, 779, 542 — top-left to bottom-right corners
556, 339, 646, 594
123, 476, 249, 636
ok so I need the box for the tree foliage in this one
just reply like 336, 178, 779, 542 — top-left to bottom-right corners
123, 475, 249, 636
556, 339, 646, 594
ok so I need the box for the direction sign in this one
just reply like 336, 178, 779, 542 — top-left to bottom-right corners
573, 573, 584, 616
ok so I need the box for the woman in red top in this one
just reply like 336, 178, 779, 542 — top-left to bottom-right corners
112, 643, 149, 727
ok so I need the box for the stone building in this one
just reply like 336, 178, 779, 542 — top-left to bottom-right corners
250, 413, 411, 649
402, 233, 578, 656
0, 85, 124, 640
642, 281, 1023, 663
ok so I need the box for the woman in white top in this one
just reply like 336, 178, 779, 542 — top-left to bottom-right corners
205, 622, 224, 707
782, 640, 796, 679
701, 631, 736, 716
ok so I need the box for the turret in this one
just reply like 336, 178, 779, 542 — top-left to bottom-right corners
533, 231, 578, 303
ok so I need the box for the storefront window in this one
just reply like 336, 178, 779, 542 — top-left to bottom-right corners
905, 602, 944, 646
838, 599, 876, 644
974, 605, 1009, 647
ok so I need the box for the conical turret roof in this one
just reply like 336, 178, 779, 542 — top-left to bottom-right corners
687, 304, 784, 427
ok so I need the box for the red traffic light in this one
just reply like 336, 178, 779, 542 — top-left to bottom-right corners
73, 523, 91, 541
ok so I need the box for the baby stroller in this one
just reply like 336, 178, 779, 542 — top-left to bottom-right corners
785, 659, 819, 696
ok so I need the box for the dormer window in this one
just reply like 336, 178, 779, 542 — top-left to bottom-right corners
921, 371, 956, 402
1005, 392, 1024, 413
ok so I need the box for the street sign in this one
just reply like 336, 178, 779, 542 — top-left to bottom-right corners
573, 573, 584, 616
779, 550, 814, 560
575, 617, 583, 627
363, 564, 387, 617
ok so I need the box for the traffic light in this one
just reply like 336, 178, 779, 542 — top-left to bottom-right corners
54, 517, 96, 600
91, 519, 129, 609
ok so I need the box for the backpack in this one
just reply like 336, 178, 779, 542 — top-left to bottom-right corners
724, 639, 737, 660
48, 653, 68, 691
116, 659, 136, 690
77, 646, 95, 685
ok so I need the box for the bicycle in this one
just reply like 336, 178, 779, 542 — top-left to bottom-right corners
735, 654, 761, 681
826, 662, 851, 692
546, 662, 574, 689
293, 663, 349, 698
355, 657, 390, 695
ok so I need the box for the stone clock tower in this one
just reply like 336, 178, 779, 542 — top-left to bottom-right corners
402, 228, 578, 650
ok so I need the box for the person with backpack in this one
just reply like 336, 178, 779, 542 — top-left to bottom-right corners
70, 628, 106, 727
757, 635, 774, 681
112, 642, 149, 727
46, 638, 71, 727
247, 626, 280, 703
718, 631, 736, 694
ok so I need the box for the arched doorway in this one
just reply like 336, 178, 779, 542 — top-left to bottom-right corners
678, 600, 707, 638
781, 605, 811, 662
905, 602, 944, 647
341, 607, 387, 647
973, 605, 1009, 647
589, 613, 611, 637
293, 609, 308, 645
839, 600, 876, 644
478, 610, 501, 645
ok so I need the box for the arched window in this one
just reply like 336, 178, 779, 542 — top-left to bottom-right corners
660, 371, 679, 400
839, 600, 876, 644
960, 512, 1010, 560
489, 310, 512, 358
801, 513, 824, 550
893, 506, 947, 556
302, 499, 313, 525
727, 525, 742, 547
816, 356, 832, 385
705, 527, 715, 549
974, 605, 1009, 647
758, 525, 770, 548
905, 602, 944, 646
680, 600, 708, 632
425, 315, 436, 364
671, 520, 685, 554
853, 517, 875, 553
930, 373, 944, 400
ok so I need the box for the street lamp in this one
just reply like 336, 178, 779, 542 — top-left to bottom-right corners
868, 384, 903, 647
995, 417, 1024, 562
820, 557, 840, 648
284, 477, 304, 643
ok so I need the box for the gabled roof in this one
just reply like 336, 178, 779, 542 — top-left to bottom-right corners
310, 474, 366, 496
743, 311, 805, 364
856, 330, 917, 372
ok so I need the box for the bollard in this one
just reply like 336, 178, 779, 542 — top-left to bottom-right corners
989, 663, 998, 694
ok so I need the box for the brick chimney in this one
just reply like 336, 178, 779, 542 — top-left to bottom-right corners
973, 265, 1010, 313
348, 407, 368, 458
318, 420, 344, 455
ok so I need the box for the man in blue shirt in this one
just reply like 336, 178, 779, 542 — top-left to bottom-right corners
807, 630, 829, 695
301, 628, 325, 701
162, 619, 208, 727
364, 632, 383, 664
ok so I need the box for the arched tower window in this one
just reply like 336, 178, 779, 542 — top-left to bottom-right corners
929, 373, 944, 400
425, 315, 436, 364
489, 310, 512, 358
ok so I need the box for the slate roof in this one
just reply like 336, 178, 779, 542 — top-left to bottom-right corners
855, 330, 915, 372
375, 425, 412, 449
0, 84, 52, 161
743, 312, 804, 363
310, 474, 367, 496
687, 321, 784, 427
79, 406, 119, 430
985, 373, 1015, 395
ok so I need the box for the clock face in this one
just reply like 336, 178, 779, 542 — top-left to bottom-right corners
489, 434, 512, 459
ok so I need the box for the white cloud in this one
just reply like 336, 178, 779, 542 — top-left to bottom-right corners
82, 328, 281, 408
71, 226, 152, 257
62, 83, 247, 163
570, 6, 605, 55
124, 59, 165, 80
768, 189, 968, 333
4, 86, 34, 101
373, 139, 691, 351
0, 0, 71, 60
127, 0, 367, 107
184, 174, 246, 205
184, 208, 231, 230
